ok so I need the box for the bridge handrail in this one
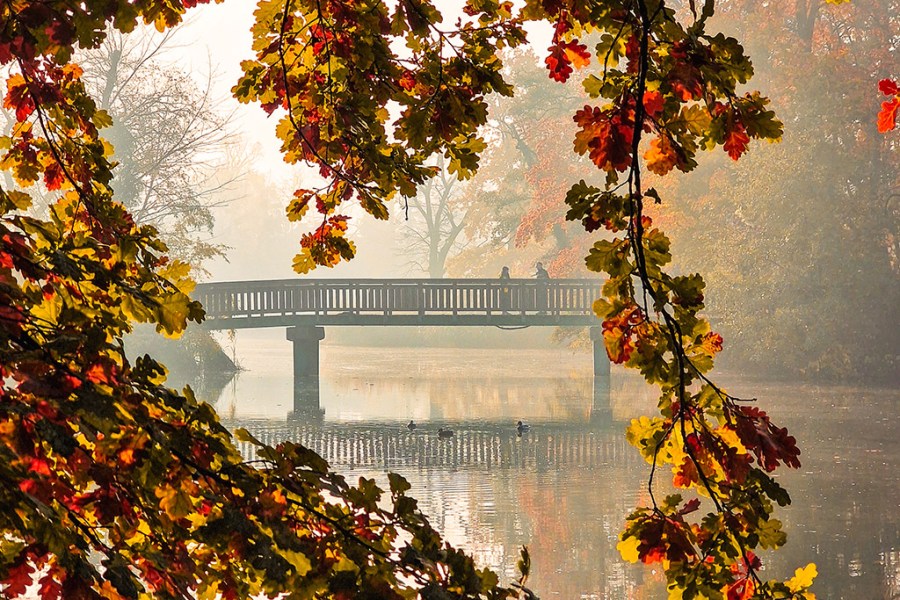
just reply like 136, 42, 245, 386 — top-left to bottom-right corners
195, 278, 602, 319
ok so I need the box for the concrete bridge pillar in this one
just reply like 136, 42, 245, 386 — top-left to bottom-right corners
590, 326, 611, 419
589, 326, 611, 378
286, 326, 325, 418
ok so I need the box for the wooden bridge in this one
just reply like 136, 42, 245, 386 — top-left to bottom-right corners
194, 278, 603, 328
193, 279, 610, 416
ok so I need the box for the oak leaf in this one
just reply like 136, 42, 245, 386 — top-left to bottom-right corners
723, 124, 750, 160
644, 136, 677, 175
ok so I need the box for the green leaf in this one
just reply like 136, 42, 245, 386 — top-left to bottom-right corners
586, 238, 632, 276
388, 472, 411, 495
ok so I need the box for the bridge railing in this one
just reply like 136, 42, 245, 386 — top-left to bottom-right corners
195, 278, 602, 320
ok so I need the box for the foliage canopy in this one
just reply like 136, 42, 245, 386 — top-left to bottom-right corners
2, 0, 893, 597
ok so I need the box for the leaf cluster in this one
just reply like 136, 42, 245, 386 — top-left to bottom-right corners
1, 2, 533, 598
234, 0, 526, 270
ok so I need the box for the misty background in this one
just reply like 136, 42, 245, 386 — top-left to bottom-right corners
26, 0, 894, 385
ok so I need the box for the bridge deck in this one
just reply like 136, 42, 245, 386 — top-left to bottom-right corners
195, 278, 603, 329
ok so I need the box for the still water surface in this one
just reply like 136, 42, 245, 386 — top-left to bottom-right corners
206, 332, 899, 599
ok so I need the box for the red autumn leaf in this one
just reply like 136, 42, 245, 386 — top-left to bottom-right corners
85, 361, 117, 385
678, 497, 701, 515
632, 513, 697, 565
62, 374, 82, 391
727, 551, 761, 600
723, 124, 750, 160
879, 78, 899, 96
4, 76, 35, 122
730, 406, 801, 471
673, 456, 699, 487
1, 556, 35, 598
574, 106, 634, 171
29, 457, 52, 476
563, 40, 590, 69
43, 162, 65, 190
602, 304, 644, 363
699, 331, 724, 354
545, 43, 573, 83
38, 571, 63, 600
398, 70, 416, 92
643, 90, 664, 119
45, 19, 76, 46
726, 578, 755, 600
668, 63, 703, 101
624, 34, 641, 74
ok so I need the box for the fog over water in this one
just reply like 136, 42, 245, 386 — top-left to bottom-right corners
190, 331, 900, 599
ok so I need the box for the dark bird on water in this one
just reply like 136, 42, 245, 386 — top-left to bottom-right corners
438, 427, 454, 439
516, 420, 531, 434
407, 420, 417, 430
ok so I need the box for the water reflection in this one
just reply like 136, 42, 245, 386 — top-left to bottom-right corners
209, 334, 899, 599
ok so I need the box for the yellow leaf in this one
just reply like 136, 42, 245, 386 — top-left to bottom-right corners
333, 555, 358, 573
626, 415, 668, 462
617, 535, 641, 563
31, 294, 63, 326
156, 485, 193, 520
155, 292, 193, 338
292, 249, 317, 274
787, 563, 817, 593
281, 549, 312, 576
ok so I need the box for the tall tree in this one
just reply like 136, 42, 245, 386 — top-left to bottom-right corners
450, 48, 595, 277
398, 155, 470, 278
658, 0, 900, 381
79, 27, 235, 270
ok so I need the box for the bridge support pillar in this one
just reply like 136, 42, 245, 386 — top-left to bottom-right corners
287, 326, 325, 419
590, 326, 611, 418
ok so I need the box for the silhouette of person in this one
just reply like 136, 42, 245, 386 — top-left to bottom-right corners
499, 266, 511, 313
534, 262, 549, 313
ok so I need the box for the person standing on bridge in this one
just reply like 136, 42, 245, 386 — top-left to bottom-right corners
499, 266, 511, 313
534, 262, 549, 313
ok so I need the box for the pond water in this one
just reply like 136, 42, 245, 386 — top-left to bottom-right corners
202, 330, 899, 599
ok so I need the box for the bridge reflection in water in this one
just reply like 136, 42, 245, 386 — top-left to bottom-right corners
226, 415, 655, 596
230, 422, 640, 471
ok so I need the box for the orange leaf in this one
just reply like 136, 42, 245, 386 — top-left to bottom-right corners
643, 90, 664, 119
877, 96, 899, 133
699, 331, 724, 354
564, 42, 591, 69
644, 136, 677, 175
85, 363, 110, 385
